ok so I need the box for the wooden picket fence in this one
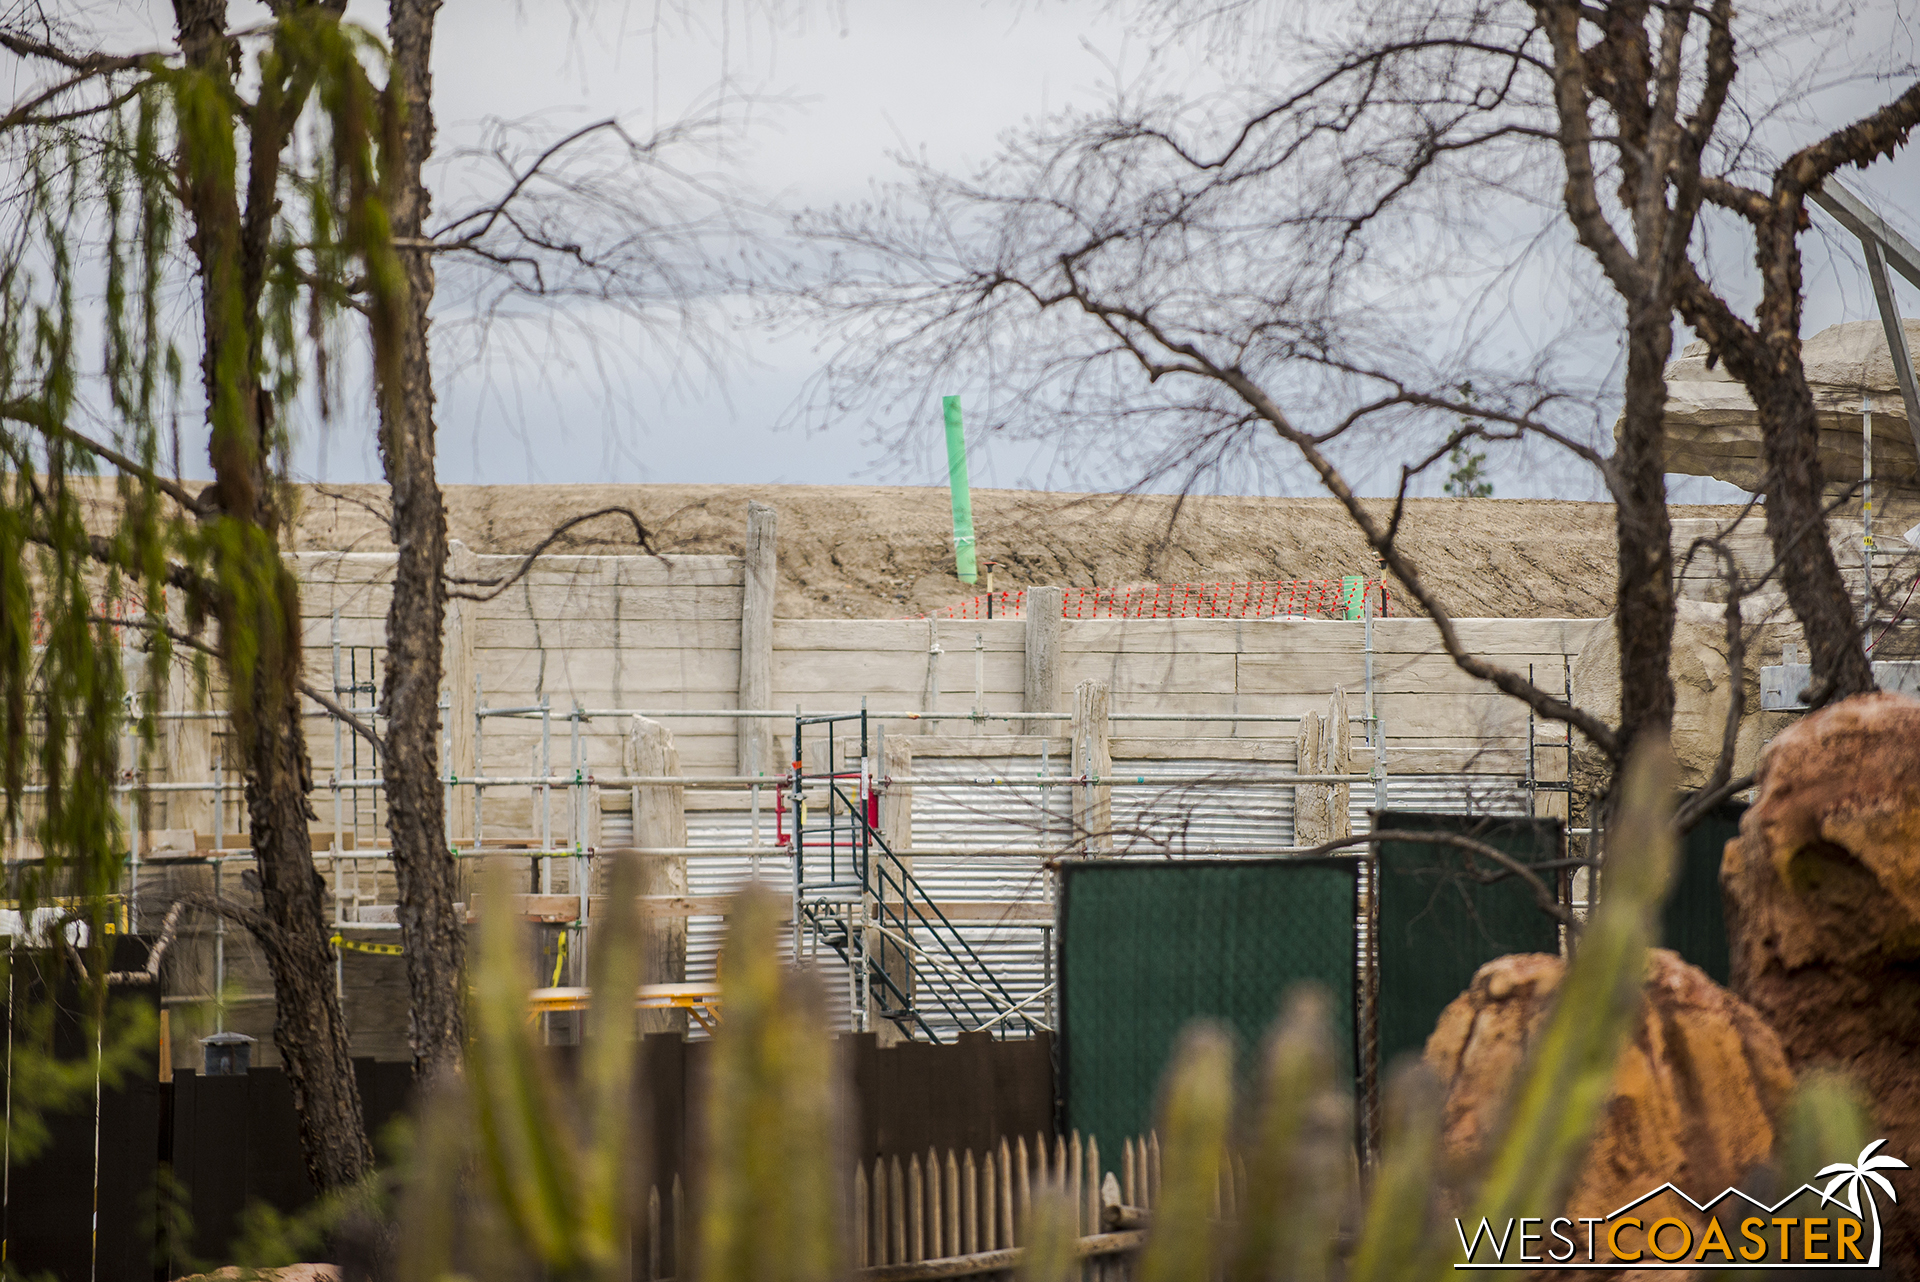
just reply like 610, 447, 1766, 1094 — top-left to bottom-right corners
639, 1131, 1162, 1282
853, 1129, 1158, 1275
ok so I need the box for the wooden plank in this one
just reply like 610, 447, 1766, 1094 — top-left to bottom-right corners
1236, 652, 1571, 697
777, 619, 1026, 652
777, 651, 1024, 697
472, 616, 740, 651
461, 553, 742, 588
297, 581, 393, 618
1058, 650, 1238, 694
1374, 691, 1531, 739
299, 617, 388, 649
473, 584, 743, 623
477, 647, 739, 694
1369, 618, 1603, 655
291, 552, 400, 584
1061, 618, 1365, 655
739, 503, 777, 776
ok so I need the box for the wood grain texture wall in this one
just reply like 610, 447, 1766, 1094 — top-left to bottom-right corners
294, 550, 1595, 815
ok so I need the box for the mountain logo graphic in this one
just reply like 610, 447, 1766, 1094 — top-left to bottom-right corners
1452, 1141, 1909, 1269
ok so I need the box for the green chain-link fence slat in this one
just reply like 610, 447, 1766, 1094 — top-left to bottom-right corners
1375, 812, 1562, 1073
1059, 859, 1357, 1161
1660, 801, 1744, 986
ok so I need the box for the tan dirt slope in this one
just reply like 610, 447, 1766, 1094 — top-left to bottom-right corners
291, 483, 1743, 620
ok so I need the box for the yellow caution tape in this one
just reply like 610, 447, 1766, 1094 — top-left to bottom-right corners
331, 933, 404, 956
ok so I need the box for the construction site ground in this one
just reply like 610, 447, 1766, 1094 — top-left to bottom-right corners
291, 483, 1757, 620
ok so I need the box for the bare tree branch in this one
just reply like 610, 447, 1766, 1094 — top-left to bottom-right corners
1290, 827, 1582, 930
446, 505, 655, 601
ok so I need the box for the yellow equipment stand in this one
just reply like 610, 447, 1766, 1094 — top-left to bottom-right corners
527, 982, 722, 1034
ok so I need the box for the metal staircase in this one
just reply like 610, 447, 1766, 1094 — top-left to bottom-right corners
787, 705, 1044, 1041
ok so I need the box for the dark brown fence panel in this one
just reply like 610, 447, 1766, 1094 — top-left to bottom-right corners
166, 1059, 414, 1274
1, 935, 163, 1282
845, 1031, 1054, 1167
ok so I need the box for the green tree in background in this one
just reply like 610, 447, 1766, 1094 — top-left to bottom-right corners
1443, 445, 1493, 498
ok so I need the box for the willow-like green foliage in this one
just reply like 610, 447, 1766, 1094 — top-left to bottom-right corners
697, 885, 842, 1282
0, 0, 405, 1169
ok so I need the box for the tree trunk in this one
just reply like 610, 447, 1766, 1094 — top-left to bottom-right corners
1611, 306, 1678, 754
1752, 360, 1876, 701
174, 0, 372, 1189
246, 668, 375, 1188
381, 0, 465, 1075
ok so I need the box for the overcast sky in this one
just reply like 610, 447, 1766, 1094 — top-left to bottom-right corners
49, 1, 1920, 501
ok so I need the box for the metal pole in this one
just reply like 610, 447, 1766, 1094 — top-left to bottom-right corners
857, 700, 870, 1033
572, 704, 587, 929
791, 709, 803, 962
332, 613, 344, 927
213, 756, 225, 1034
1366, 591, 1389, 813
473, 674, 486, 853
1864, 392, 1876, 639
441, 690, 453, 848
539, 696, 552, 892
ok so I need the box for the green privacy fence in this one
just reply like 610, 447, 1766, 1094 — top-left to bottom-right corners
1057, 859, 1358, 1162
1373, 812, 1564, 1073
1659, 801, 1744, 986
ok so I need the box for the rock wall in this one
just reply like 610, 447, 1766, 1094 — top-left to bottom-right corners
1568, 597, 1802, 793
1425, 950, 1794, 1263
1724, 691, 1920, 1276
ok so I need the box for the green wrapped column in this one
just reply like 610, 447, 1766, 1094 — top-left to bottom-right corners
943, 395, 978, 584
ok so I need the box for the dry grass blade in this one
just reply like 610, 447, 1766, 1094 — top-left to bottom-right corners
1017, 1186, 1080, 1282
579, 851, 649, 1272
1229, 986, 1351, 1282
468, 857, 581, 1269
1138, 1024, 1233, 1282
697, 886, 842, 1282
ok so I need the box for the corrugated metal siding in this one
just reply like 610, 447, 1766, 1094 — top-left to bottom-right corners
907, 756, 1059, 1042
601, 797, 815, 1034
597, 762, 1531, 1043
1107, 758, 1298, 853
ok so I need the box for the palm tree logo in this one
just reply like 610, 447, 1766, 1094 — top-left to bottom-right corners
1817, 1139, 1909, 1266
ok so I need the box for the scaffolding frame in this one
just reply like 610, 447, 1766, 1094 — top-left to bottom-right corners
14, 592, 1576, 1050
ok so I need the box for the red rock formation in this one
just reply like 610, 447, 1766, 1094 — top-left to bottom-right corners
1724, 690, 1920, 1276
1426, 949, 1793, 1265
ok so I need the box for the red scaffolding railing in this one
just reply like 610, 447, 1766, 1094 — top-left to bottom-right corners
928, 578, 1390, 621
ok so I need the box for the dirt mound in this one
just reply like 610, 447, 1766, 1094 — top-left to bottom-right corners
293, 483, 1742, 620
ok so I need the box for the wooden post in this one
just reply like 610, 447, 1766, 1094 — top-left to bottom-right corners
1326, 686, 1352, 839
1023, 586, 1062, 736
737, 502, 776, 777
1294, 689, 1352, 846
874, 736, 914, 1044
627, 716, 689, 1034
1294, 711, 1329, 846
1071, 679, 1112, 853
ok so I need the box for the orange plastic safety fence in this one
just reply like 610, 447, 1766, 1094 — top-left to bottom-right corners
929, 579, 1389, 621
